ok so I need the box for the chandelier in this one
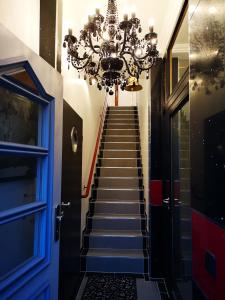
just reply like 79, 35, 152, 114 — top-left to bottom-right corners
63, 0, 159, 95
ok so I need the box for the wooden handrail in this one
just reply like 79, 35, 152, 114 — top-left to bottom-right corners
82, 98, 108, 198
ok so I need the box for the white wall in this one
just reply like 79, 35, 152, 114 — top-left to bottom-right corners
136, 77, 150, 225
0, 0, 40, 54
107, 90, 137, 107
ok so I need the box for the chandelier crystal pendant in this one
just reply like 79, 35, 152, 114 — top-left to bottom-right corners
63, 0, 159, 95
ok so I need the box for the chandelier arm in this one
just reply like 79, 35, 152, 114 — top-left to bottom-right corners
134, 50, 157, 61
121, 55, 136, 77
88, 32, 101, 54
122, 51, 155, 71
68, 44, 89, 61
71, 57, 91, 70
120, 30, 128, 54
92, 58, 102, 76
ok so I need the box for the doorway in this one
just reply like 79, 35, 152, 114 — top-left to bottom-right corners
59, 101, 83, 300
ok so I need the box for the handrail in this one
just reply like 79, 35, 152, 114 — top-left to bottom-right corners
82, 97, 108, 198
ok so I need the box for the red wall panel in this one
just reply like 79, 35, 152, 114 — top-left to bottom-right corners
150, 180, 163, 206
193, 210, 225, 300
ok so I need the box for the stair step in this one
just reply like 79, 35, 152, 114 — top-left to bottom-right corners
98, 158, 141, 167
102, 142, 140, 150
107, 111, 138, 116
105, 124, 139, 129
97, 167, 142, 177
90, 201, 144, 214
87, 213, 146, 230
100, 149, 140, 158
84, 230, 146, 249
108, 106, 137, 110
84, 248, 145, 274
95, 177, 142, 188
106, 119, 138, 124
93, 188, 144, 200
107, 114, 138, 120
104, 129, 139, 136
103, 135, 139, 143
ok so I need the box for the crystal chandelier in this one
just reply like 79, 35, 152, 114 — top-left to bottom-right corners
63, 0, 159, 95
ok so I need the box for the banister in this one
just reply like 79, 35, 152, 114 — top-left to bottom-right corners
82, 98, 108, 198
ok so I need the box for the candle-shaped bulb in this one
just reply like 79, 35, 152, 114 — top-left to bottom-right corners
124, 14, 128, 21
96, 8, 100, 15
68, 28, 73, 35
148, 18, 155, 32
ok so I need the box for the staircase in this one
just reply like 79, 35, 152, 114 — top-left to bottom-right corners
81, 106, 148, 275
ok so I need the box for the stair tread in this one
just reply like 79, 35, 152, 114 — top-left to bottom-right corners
89, 213, 145, 219
91, 200, 144, 204
93, 187, 144, 191
99, 157, 141, 160
86, 248, 145, 258
91, 199, 144, 203
95, 176, 142, 179
87, 229, 145, 237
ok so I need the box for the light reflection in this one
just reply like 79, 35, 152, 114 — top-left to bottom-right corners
208, 6, 217, 14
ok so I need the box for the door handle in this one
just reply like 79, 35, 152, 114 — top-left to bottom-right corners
61, 201, 71, 207
163, 197, 170, 204
55, 205, 64, 241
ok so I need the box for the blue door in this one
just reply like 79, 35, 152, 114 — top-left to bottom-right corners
0, 60, 62, 300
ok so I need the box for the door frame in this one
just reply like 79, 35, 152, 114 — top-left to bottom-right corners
162, 68, 189, 292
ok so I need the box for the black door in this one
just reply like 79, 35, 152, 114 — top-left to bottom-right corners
170, 100, 192, 299
162, 71, 192, 298
59, 101, 83, 300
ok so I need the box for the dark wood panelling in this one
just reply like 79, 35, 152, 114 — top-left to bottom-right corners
40, 0, 57, 67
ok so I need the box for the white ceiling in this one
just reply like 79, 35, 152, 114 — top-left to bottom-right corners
62, 0, 185, 57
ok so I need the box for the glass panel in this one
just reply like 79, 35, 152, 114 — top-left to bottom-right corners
190, 0, 225, 226
171, 10, 188, 91
171, 101, 192, 298
0, 86, 40, 145
0, 156, 37, 212
0, 213, 39, 279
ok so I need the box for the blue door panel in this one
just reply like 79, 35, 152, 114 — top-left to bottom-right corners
0, 55, 62, 300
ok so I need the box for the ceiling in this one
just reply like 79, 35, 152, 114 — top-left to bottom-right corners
62, 0, 185, 57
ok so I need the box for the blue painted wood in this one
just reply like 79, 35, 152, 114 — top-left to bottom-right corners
0, 77, 50, 105
0, 142, 48, 156
0, 50, 62, 300
0, 203, 46, 224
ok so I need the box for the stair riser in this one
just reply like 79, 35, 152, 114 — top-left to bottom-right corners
85, 256, 145, 274
105, 119, 138, 124
99, 150, 140, 158
90, 202, 144, 214
93, 189, 144, 200
108, 106, 137, 110
98, 159, 140, 167
88, 217, 145, 231
103, 136, 139, 143
104, 129, 139, 136
106, 115, 138, 120
85, 235, 146, 250
105, 124, 139, 130
107, 110, 137, 115
97, 168, 141, 177
102, 143, 140, 150
95, 178, 142, 188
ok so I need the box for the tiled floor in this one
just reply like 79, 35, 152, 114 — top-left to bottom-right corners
76, 274, 170, 300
